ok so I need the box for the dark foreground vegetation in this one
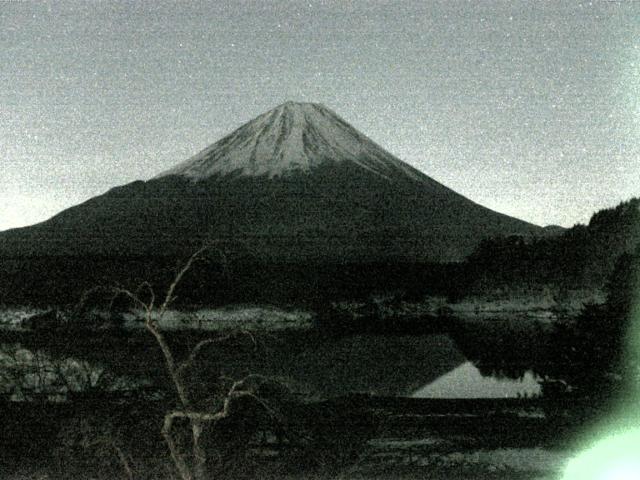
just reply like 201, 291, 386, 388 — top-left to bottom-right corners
1, 392, 594, 480
0, 394, 385, 480
1, 253, 636, 480
0, 199, 637, 479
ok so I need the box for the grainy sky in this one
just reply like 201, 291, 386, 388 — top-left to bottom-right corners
1, 0, 638, 231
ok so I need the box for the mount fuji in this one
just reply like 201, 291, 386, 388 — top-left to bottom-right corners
157, 101, 434, 183
0, 102, 541, 263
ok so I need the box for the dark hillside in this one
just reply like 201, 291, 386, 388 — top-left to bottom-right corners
464, 198, 640, 293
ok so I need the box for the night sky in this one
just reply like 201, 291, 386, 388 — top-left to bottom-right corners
2, 0, 638, 231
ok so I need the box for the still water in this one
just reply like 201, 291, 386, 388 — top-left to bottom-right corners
412, 361, 542, 399
0, 332, 547, 401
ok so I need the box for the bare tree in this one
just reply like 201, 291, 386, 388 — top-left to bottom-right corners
103, 245, 281, 480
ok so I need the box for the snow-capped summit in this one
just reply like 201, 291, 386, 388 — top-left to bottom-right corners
157, 101, 424, 182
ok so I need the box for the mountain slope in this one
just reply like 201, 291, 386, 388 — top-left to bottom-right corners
156, 101, 432, 183
0, 102, 541, 263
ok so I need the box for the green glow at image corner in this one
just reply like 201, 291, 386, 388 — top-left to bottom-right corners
563, 429, 640, 480
562, 269, 640, 480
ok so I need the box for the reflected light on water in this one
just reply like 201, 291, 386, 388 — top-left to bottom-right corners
411, 361, 541, 399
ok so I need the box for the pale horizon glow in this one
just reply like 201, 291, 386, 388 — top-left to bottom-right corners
2, 1, 639, 231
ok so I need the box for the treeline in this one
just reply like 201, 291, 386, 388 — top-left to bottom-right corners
547, 242, 640, 399
464, 198, 640, 293
2, 198, 637, 309
0, 254, 466, 308
449, 244, 640, 402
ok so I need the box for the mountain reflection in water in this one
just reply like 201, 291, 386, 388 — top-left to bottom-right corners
412, 361, 542, 399
0, 329, 552, 401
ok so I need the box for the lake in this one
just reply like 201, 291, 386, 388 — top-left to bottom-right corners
0, 329, 548, 401
412, 361, 542, 399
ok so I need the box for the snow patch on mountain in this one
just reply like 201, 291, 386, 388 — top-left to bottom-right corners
156, 101, 428, 183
